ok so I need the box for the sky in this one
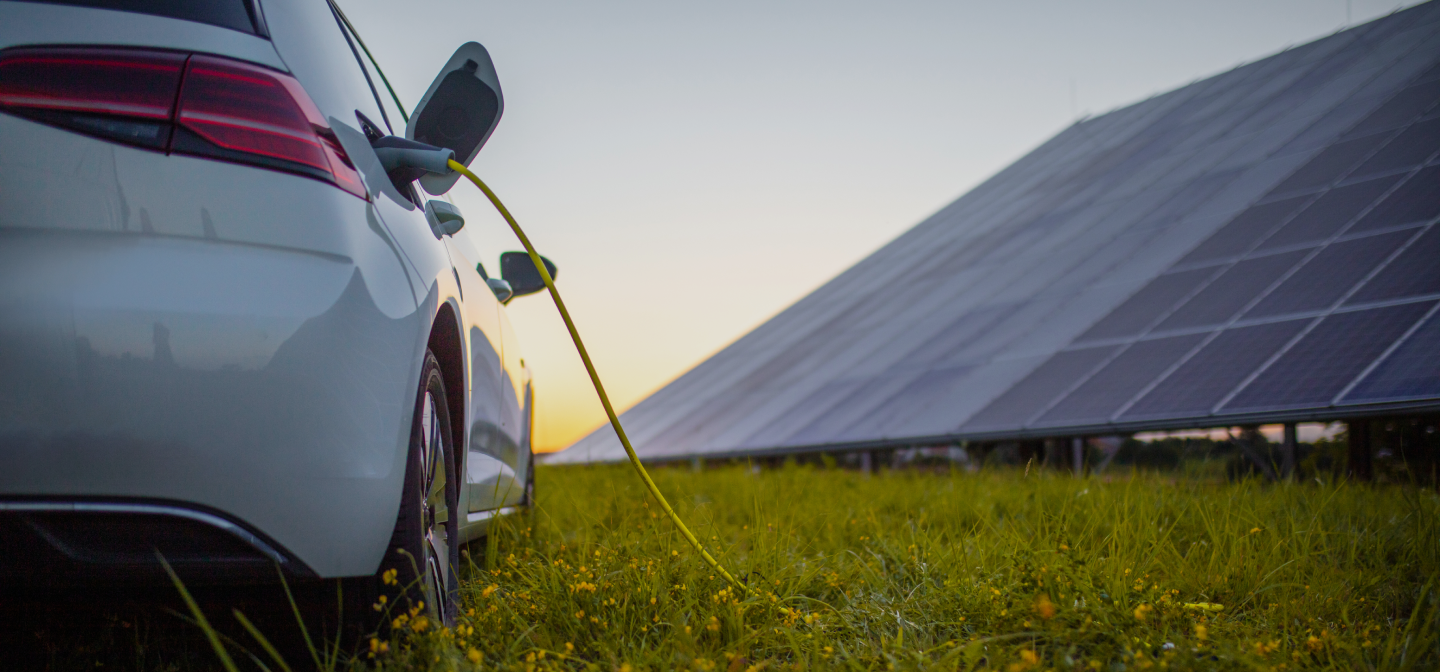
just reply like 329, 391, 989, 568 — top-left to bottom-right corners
337, 0, 1419, 452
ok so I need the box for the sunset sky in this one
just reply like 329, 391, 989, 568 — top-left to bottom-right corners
338, 0, 1418, 452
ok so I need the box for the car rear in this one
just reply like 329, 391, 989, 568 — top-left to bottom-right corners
0, 0, 428, 584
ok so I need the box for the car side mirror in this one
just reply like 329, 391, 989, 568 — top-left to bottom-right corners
500, 251, 557, 299
407, 42, 503, 196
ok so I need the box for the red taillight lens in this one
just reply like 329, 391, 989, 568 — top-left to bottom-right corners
0, 47, 185, 149
173, 56, 366, 199
176, 57, 331, 173
0, 47, 367, 200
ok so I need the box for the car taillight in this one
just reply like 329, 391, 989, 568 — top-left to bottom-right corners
173, 56, 365, 198
0, 47, 184, 149
0, 47, 367, 200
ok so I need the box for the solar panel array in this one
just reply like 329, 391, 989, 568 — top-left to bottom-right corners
551, 4, 1440, 464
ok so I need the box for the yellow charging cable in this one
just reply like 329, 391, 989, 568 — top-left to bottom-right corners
447, 159, 748, 596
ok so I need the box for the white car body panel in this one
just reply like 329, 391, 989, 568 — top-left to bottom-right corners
0, 0, 532, 578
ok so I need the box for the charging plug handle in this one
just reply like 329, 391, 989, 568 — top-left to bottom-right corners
372, 136, 455, 181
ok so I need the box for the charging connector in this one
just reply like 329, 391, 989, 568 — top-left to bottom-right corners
372, 136, 454, 182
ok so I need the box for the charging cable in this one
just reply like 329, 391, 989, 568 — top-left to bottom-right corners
444, 159, 748, 596
333, 12, 750, 591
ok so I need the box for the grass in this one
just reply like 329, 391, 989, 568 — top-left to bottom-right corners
359, 463, 1440, 671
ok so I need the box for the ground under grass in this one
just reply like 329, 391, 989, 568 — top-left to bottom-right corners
365, 463, 1440, 671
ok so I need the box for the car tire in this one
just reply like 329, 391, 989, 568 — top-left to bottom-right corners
376, 351, 459, 629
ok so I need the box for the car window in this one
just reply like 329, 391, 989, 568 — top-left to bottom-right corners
13, 0, 266, 36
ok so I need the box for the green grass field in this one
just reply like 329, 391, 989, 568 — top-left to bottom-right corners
360, 463, 1440, 671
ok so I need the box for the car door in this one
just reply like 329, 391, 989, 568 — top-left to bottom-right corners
495, 303, 528, 506
442, 223, 519, 514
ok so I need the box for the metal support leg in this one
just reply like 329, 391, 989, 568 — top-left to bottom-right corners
860, 450, 873, 476
1235, 426, 1278, 481
1072, 437, 1084, 477
1281, 423, 1297, 480
1348, 419, 1372, 481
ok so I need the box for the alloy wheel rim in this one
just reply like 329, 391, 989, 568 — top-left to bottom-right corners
419, 390, 449, 619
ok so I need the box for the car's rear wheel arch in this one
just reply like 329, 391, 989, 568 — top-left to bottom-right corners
428, 302, 466, 482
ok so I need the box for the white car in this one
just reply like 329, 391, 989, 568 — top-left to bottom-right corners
0, 0, 547, 626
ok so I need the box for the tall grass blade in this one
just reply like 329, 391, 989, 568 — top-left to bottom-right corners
155, 551, 240, 672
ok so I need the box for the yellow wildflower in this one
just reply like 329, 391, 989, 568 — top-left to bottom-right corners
1035, 594, 1056, 620
1133, 603, 1153, 622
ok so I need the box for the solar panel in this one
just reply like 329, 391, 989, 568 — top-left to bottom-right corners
1267, 132, 1394, 196
1258, 175, 1402, 249
824, 366, 978, 442
1177, 196, 1311, 264
1153, 250, 1309, 330
1345, 78, 1440, 137
1246, 230, 1414, 317
894, 303, 1022, 368
1350, 117, 1440, 178
961, 347, 1117, 430
1349, 166, 1440, 232
551, 7, 1440, 465
1344, 309, 1440, 402
1416, 60, 1440, 84
748, 378, 869, 447
1074, 268, 1218, 342
1036, 334, 1207, 425
1346, 225, 1440, 303
1223, 301, 1434, 410
1122, 319, 1309, 418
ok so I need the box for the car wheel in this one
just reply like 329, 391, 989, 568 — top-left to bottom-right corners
377, 351, 459, 629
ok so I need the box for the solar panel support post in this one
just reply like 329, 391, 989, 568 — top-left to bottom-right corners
1236, 426, 1278, 481
1281, 423, 1298, 481
690, 456, 703, 473
1072, 437, 1085, 477
1347, 419, 1373, 481
1043, 437, 1073, 472
859, 450, 874, 476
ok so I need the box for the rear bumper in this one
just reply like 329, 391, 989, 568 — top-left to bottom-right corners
0, 498, 312, 586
